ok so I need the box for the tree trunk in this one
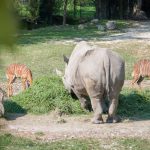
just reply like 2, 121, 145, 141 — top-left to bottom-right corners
39, 0, 55, 25
47, 0, 54, 25
95, 0, 109, 19
137, 0, 142, 9
73, 0, 77, 18
119, 0, 123, 19
79, 1, 82, 19
63, 0, 68, 25
95, 0, 101, 19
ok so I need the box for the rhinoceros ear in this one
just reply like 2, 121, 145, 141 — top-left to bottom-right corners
63, 55, 69, 64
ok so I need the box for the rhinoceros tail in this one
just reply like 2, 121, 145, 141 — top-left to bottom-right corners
104, 54, 110, 99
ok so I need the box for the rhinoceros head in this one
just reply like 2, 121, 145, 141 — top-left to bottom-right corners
55, 55, 72, 93
62, 55, 72, 93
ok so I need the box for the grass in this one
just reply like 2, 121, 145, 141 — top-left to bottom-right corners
0, 20, 149, 117
0, 20, 150, 117
0, 133, 150, 150
3, 76, 150, 119
0, 43, 73, 82
118, 88, 150, 119
5, 76, 86, 115
0, 20, 136, 83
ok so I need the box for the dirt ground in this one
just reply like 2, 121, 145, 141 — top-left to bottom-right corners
1, 113, 150, 141
0, 21, 150, 141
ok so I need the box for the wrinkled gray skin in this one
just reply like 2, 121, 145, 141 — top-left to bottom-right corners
0, 91, 4, 117
63, 41, 125, 124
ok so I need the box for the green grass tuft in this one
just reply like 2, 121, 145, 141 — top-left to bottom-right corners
5, 75, 85, 115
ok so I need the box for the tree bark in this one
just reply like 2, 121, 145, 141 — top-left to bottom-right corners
63, 0, 68, 25
73, 0, 77, 18
137, 0, 142, 9
119, 0, 123, 19
47, 0, 54, 25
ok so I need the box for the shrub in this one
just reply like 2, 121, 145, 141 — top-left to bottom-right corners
5, 75, 85, 115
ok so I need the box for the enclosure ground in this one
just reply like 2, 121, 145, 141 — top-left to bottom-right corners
0, 113, 150, 141
0, 21, 150, 142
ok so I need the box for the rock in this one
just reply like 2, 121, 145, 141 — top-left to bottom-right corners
91, 19, 99, 24
78, 24, 85, 30
97, 25, 106, 31
106, 21, 117, 30
90, 22, 94, 26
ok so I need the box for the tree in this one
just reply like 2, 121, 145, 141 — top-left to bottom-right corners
73, 0, 77, 18
63, 0, 68, 25
39, 0, 55, 25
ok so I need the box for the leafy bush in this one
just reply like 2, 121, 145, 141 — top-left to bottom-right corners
5, 75, 85, 114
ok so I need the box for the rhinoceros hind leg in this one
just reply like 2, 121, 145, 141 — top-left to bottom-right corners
91, 114, 104, 124
106, 115, 121, 123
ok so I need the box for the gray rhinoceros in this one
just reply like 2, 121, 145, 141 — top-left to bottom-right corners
62, 41, 125, 124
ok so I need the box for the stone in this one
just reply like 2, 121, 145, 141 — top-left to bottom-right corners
106, 21, 117, 30
91, 19, 99, 24
78, 24, 85, 30
97, 25, 106, 31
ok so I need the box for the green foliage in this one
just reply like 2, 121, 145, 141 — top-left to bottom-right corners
14, 0, 40, 22
5, 76, 85, 114
118, 88, 150, 118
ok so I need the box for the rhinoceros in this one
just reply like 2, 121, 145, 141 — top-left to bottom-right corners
61, 41, 125, 124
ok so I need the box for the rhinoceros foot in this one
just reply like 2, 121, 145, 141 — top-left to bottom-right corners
106, 115, 121, 123
91, 116, 104, 124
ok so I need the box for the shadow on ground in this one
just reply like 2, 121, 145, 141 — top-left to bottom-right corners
118, 90, 150, 121
3, 100, 27, 120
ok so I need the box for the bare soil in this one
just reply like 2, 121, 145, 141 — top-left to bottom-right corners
1, 113, 150, 141
0, 21, 150, 141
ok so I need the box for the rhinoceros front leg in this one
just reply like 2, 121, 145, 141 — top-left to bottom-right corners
106, 94, 121, 123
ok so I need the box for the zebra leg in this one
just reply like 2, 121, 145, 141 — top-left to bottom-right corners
7, 75, 15, 97
137, 76, 144, 89
131, 75, 140, 88
21, 78, 27, 90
